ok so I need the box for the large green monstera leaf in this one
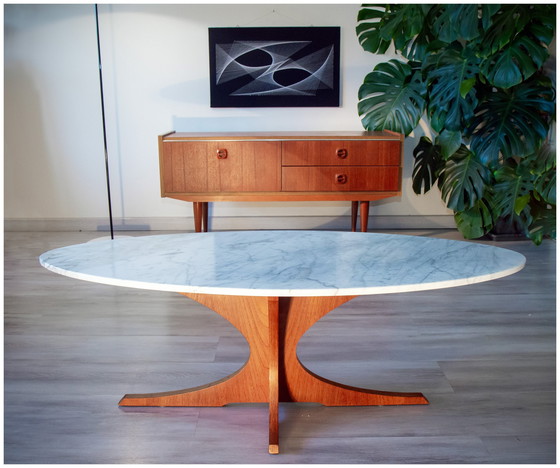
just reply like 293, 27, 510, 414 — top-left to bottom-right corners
479, 5, 530, 56
358, 60, 426, 134
492, 165, 534, 221
356, 6, 393, 55
438, 145, 491, 211
412, 137, 444, 194
454, 199, 494, 239
534, 171, 556, 206
468, 75, 554, 166
478, 5, 554, 88
430, 4, 480, 43
424, 48, 479, 136
357, 5, 429, 57
528, 201, 556, 245
481, 34, 553, 88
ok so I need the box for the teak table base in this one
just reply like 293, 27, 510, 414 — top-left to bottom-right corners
119, 294, 429, 454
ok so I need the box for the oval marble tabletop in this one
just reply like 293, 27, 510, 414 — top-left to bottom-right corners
39, 231, 526, 297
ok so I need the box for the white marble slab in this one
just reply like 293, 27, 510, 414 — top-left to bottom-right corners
39, 231, 525, 297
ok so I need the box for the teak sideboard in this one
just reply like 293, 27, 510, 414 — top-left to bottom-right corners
158, 131, 403, 232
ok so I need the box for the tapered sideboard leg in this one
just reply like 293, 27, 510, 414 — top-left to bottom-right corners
201, 202, 209, 232
351, 201, 359, 232
360, 201, 370, 232
193, 202, 209, 232
193, 202, 203, 233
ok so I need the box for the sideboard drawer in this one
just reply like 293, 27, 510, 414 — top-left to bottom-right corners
282, 140, 401, 166
161, 141, 281, 192
282, 166, 400, 191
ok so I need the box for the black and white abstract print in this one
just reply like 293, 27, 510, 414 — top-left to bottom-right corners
215, 40, 335, 96
209, 27, 340, 107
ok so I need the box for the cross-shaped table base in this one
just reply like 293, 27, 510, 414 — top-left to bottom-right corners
118, 293, 429, 454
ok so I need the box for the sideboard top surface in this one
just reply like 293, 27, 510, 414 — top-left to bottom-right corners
161, 131, 404, 142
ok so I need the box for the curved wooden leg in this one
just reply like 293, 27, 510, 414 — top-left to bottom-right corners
119, 294, 270, 407
360, 201, 370, 233
351, 201, 359, 232
279, 296, 429, 406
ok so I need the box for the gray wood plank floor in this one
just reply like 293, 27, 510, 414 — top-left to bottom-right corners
4, 229, 556, 464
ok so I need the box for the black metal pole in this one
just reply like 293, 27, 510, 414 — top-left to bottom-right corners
94, 4, 114, 239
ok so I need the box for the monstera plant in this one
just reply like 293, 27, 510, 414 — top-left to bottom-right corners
356, 4, 556, 244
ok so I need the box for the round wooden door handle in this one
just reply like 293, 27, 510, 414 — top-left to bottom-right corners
336, 148, 348, 159
217, 149, 228, 159
335, 174, 348, 184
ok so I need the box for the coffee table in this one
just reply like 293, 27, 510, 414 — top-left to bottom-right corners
39, 231, 525, 454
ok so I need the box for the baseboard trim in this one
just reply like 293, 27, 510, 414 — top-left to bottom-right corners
4, 215, 457, 232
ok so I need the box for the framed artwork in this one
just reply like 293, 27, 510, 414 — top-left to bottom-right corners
209, 27, 340, 108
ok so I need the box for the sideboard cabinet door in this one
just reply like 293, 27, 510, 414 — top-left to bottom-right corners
161, 141, 282, 193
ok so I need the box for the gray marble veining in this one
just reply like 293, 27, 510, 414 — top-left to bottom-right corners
39, 231, 526, 296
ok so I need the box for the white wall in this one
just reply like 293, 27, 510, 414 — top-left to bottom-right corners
5, 4, 452, 231
5, 4, 108, 219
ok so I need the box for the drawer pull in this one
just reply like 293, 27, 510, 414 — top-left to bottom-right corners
335, 173, 348, 184
336, 148, 348, 159
217, 149, 228, 159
